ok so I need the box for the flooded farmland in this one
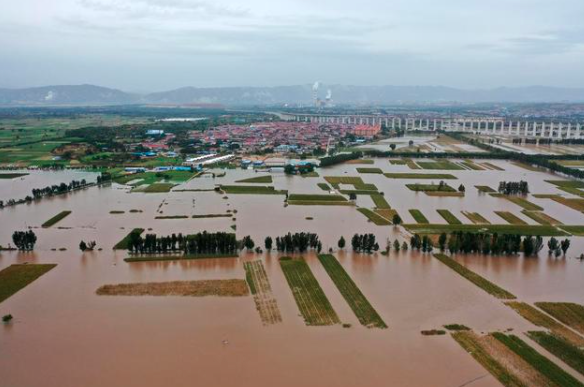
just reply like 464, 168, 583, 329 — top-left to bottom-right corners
1, 159, 584, 387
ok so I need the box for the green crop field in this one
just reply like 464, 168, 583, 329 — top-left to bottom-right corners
370, 194, 391, 209
357, 208, 392, 225
521, 211, 561, 225
356, 167, 383, 174
318, 254, 387, 328
113, 228, 145, 250
405, 224, 567, 236
0, 264, 57, 303
221, 185, 286, 195
495, 211, 528, 225
279, 257, 340, 326
434, 254, 516, 299
416, 160, 465, 170
384, 173, 457, 179
324, 176, 377, 190
409, 209, 429, 224
235, 175, 273, 184
475, 185, 496, 193
406, 183, 456, 192
461, 211, 490, 224
437, 209, 462, 224
526, 331, 584, 376
41, 210, 72, 228
490, 194, 543, 211
534, 302, 584, 335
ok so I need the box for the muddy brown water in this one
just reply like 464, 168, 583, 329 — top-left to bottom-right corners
1, 161, 583, 387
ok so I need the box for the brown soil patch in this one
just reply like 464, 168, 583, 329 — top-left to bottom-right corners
96, 280, 249, 297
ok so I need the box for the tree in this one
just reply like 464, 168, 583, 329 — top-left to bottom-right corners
438, 233, 447, 251
547, 237, 559, 254
12, 230, 37, 251
390, 144, 396, 151
401, 241, 408, 251
337, 236, 346, 249
392, 214, 402, 225
79, 241, 87, 251
560, 239, 571, 255
243, 236, 255, 250
458, 184, 465, 193
349, 193, 357, 201
393, 240, 401, 251
409, 140, 414, 146
264, 236, 273, 250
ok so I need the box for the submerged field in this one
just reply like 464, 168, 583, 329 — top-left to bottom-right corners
2, 155, 584, 387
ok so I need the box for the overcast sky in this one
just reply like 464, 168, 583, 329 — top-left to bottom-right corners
1, 0, 584, 91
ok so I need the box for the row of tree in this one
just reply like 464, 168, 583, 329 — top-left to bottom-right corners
268, 232, 322, 252
127, 231, 253, 255
498, 181, 529, 195
350, 234, 380, 252
319, 151, 362, 167
426, 231, 571, 256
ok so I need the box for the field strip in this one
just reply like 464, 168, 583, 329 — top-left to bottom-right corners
433, 254, 516, 299
317, 254, 387, 329
244, 260, 283, 325
0, 264, 57, 303
505, 302, 584, 347
526, 331, 584, 377
534, 302, 584, 335
279, 257, 340, 326
96, 280, 249, 297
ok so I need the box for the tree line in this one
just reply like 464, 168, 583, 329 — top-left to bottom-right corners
268, 232, 322, 252
127, 231, 253, 255
350, 234, 379, 253
319, 151, 362, 167
498, 181, 529, 195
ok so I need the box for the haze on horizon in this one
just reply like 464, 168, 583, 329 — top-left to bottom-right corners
1, 0, 584, 92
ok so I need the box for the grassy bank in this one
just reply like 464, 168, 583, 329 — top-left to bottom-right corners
434, 254, 516, 299
41, 210, 72, 228
406, 183, 456, 192
318, 254, 387, 328
0, 264, 57, 303
113, 228, 145, 250
141, 183, 175, 193
279, 257, 340, 326
192, 214, 232, 219
356, 167, 383, 174
475, 185, 496, 193
370, 194, 391, 209
0, 173, 28, 179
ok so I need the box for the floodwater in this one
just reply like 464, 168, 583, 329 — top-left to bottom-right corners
1, 160, 584, 387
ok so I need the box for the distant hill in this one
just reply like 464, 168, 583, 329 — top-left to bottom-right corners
1, 84, 584, 106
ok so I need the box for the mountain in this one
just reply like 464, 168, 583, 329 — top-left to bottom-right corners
1, 84, 584, 106
0, 84, 137, 106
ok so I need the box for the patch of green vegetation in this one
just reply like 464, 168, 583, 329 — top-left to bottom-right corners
559, 225, 584, 236
235, 175, 273, 184
526, 331, 584, 376
124, 253, 239, 262
461, 211, 490, 224
546, 180, 584, 189
110, 210, 125, 214
0, 264, 57, 303
444, 324, 470, 331
41, 210, 72, 228
521, 211, 561, 225
357, 208, 392, 225
451, 331, 526, 387
279, 257, 340, 326
506, 302, 584, 347
417, 160, 465, 170
421, 329, 446, 336
490, 194, 544, 211
384, 173, 457, 179
317, 254, 387, 328
301, 171, 319, 177
475, 185, 496, 193
220, 185, 286, 195
437, 209, 462, 225
405, 224, 568, 236
288, 194, 347, 202
534, 302, 584, 335
324, 176, 377, 191
495, 211, 528, 225
434, 254, 516, 299
113, 228, 145, 250
115, 170, 195, 186
406, 183, 456, 192
409, 209, 429, 224
460, 160, 484, 170
140, 183, 176, 193
155, 215, 189, 219
356, 167, 383, 174
492, 333, 583, 387
370, 194, 391, 209
482, 162, 505, 171
192, 214, 231, 219
0, 173, 28, 179
535, 195, 584, 212
317, 183, 331, 191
